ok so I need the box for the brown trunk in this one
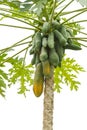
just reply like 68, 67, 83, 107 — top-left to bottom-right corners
43, 67, 54, 130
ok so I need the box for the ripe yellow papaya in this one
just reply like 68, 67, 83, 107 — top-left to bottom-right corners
33, 63, 44, 97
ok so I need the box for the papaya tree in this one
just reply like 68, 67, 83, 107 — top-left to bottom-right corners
0, 0, 87, 130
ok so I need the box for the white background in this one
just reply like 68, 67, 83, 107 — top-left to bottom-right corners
0, 1, 87, 130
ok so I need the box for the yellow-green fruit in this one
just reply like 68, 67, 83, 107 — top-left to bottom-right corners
33, 63, 44, 97
33, 80, 43, 97
42, 60, 51, 78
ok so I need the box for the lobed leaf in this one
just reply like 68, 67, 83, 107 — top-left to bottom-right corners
54, 55, 85, 92
8, 57, 34, 96
0, 76, 6, 97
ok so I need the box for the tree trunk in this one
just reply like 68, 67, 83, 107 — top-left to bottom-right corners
43, 67, 54, 130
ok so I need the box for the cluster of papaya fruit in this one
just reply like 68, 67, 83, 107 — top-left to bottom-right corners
29, 20, 81, 97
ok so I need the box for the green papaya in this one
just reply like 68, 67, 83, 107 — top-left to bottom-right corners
66, 30, 82, 50
49, 48, 59, 67
29, 46, 35, 55
42, 22, 50, 35
34, 32, 42, 52
55, 42, 65, 62
42, 60, 51, 78
64, 43, 82, 50
35, 53, 40, 65
66, 29, 73, 37
52, 20, 60, 30
59, 25, 68, 40
66, 29, 73, 43
54, 30, 67, 46
42, 37, 48, 47
31, 54, 36, 65
40, 46, 48, 61
48, 32, 55, 48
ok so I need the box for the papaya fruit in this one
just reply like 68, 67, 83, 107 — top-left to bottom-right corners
65, 30, 82, 50
48, 32, 55, 48
64, 43, 82, 50
29, 46, 35, 55
42, 60, 51, 78
40, 46, 48, 61
52, 20, 60, 30
42, 22, 50, 35
59, 25, 68, 40
29, 36, 36, 55
34, 32, 42, 52
55, 42, 65, 62
49, 48, 59, 67
54, 30, 67, 46
42, 37, 48, 47
35, 53, 40, 65
66, 29, 73, 37
31, 54, 36, 65
33, 63, 44, 97
66, 29, 73, 43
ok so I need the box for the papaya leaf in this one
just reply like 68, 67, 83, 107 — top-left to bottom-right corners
0, 53, 7, 62
0, 76, 6, 88
0, 69, 8, 80
8, 57, 34, 96
54, 55, 85, 92
0, 76, 6, 97
0, 53, 9, 97
30, 0, 48, 15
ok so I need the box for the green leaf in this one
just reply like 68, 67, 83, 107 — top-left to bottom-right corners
0, 76, 6, 97
0, 76, 6, 88
8, 57, 34, 96
0, 53, 7, 62
0, 69, 8, 80
54, 55, 85, 92
30, 0, 48, 15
